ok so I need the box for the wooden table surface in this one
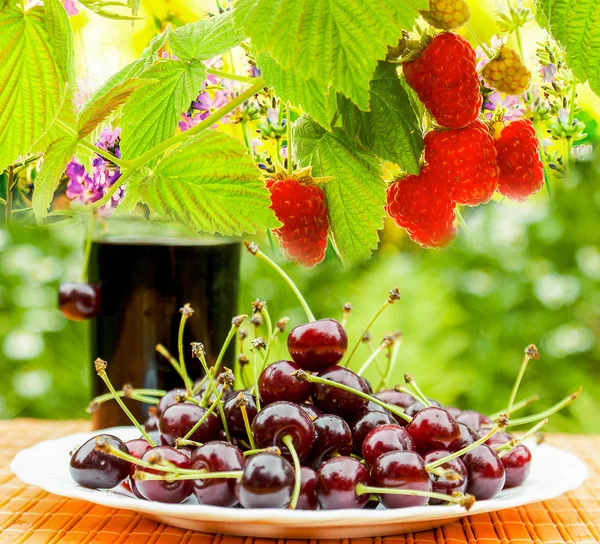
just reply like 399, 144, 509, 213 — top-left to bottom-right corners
1, 419, 599, 543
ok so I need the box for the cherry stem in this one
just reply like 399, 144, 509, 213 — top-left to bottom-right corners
507, 388, 580, 427
507, 347, 538, 416
192, 373, 210, 396
497, 418, 548, 458
341, 304, 352, 329
395, 385, 422, 403
155, 344, 187, 388
244, 241, 315, 322
259, 307, 274, 369
175, 438, 203, 448
134, 470, 244, 482
489, 394, 539, 420
380, 335, 402, 391
243, 446, 281, 456
239, 399, 257, 450
404, 374, 431, 407
95, 359, 156, 446
427, 466, 460, 480
251, 344, 262, 412
357, 343, 386, 377
182, 386, 227, 441
282, 434, 301, 510
87, 388, 166, 412
355, 484, 475, 509
205, 321, 242, 393
177, 306, 194, 395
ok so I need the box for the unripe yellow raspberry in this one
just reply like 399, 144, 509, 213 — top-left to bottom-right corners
482, 46, 532, 95
420, 0, 470, 30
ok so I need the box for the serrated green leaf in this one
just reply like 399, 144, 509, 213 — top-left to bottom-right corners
535, 0, 600, 95
44, 0, 75, 86
127, 131, 280, 235
121, 60, 206, 160
32, 136, 77, 223
169, 11, 245, 60
78, 78, 152, 138
292, 115, 386, 267
338, 62, 423, 173
235, 0, 426, 110
114, 167, 152, 216
0, 7, 66, 172
141, 26, 171, 59
257, 52, 334, 130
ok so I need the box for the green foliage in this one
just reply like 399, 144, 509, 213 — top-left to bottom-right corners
43, 0, 76, 86
293, 115, 386, 267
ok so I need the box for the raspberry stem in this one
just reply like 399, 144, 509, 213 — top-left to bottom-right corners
286, 101, 293, 174
466, 23, 492, 59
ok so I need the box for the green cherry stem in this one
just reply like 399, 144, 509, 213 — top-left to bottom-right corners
341, 303, 352, 329
155, 343, 185, 379
380, 333, 402, 390
489, 394, 539, 420
507, 388, 581, 427
507, 345, 539, 416
357, 342, 387, 377
135, 470, 244, 482
175, 438, 203, 448
497, 418, 548, 458
355, 484, 475, 509
238, 395, 257, 450
243, 446, 282, 457
182, 386, 227, 441
282, 434, 301, 510
87, 388, 166, 412
404, 373, 431, 407
395, 385, 423, 404
260, 307, 274, 367
177, 305, 195, 395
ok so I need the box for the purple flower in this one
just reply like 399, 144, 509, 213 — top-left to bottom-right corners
483, 91, 524, 121
62, 0, 79, 15
540, 64, 557, 83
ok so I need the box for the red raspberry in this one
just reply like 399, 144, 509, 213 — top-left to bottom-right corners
385, 167, 457, 249
494, 119, 544, 202
267, 177, 329, 267
403, 33, 482, 129
424, 120, 499, 206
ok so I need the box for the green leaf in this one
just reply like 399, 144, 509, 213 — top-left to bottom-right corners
0, 8, 66, 172
121, 60, 206, 160
127, 131, 280, 235
141, 26, 171, 59
32, 136, 77, 223
535, 0, 600, 95
44, 0, 76, 85
169, 11, 245, 60
292, 115, 386, 266
257, 52, 334, 130
235, 0, 427, 110
338, 62, 423, 173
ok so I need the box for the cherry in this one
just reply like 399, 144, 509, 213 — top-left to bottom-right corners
448, 422, 479, 452
312, 366, 370, 421
135, 446, 192, 503
224, 391, 257, 439
463, 444, 506, 500
456, 410, 492, 431
297, 466, 318, 510
58, 282, 100, 321
70, 434, 130, 489
158, 403, 220, 447
258, 360, 311, 405
423, 450, 468, 504
406, 407, 460, 455
362, 424, 415, 467
445, 406, 462, 419
156, 389, 186, 418
502, 444, 532, 488
486, 433, 513, 447
309, 414, 353, 467
190, 441, 244, 506
316, 456, 372, 510
124, 438, 152, 499
195, 381, 235, 405
404, 399, 441, 418
352, 409, 397, 455
236, 452, 295, 508
288, 319, 348, 371
375, 390, 415, 424
300, 403, 322, 420
371, 450, 432, 508
251, 401, 315, 462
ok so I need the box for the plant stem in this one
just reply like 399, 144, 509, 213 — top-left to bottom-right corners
405, 374, 431, 407
182, 388, 225, 440
489, 394, 539, 420
507, 346, 538, 415
136, 470, 243, 482
498, 418, 548, 458
240, 402, 256, 449
380, 335, 402, 391
155, 344, 187, 383
286, 101, 293, 174
80, 214, 95, 282
355, 484, 472, 507
467, 23, 493, 59
87, 388, 166, 411
206, 68, 255, 84
177, 308, 194, 395
456, 210, 470, 233
5, 166, 14, 227
507, 388, 581, 427
357, 344, 386, 377
282, 435, 301, 509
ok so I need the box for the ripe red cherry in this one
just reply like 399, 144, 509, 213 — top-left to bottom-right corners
406, 407, 460, 454
288, 318, 348, 371
297, 466, 318, 510
300, 403, 322, 420
375, 390, 415, 425
156, 389, 186, 418
404, 399, 441, 418
352, 409, 397, 455
124, 438, 152, 499
236, 452, 295, 508
362, 424, 415, 467
485, 432, 513, 446
312, 366, 370, 421
58, 282, 100, 321
463, 444, 506, 500
135, 446, 192, 503
190, 441, 244, 506
444, 406, 462, 419
372, 450, 432, 508
158, 403, 220, 446
448, 422, 479, 452
70, 434, 130, 489
251, 401, 315, 462
502, 444, 532, 488
258, 360, 311, 405
309, 414, 353, 467
316, 456, 372, 510
423, 449, 468, 503
456, 410, 492, 431
223, 391, 257, 439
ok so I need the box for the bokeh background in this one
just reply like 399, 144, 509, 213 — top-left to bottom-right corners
0, 0, 598, 431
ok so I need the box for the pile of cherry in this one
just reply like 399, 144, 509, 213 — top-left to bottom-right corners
70, 243, 579, 511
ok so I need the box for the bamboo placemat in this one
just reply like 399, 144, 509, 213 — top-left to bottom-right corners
1, 419, 598, 543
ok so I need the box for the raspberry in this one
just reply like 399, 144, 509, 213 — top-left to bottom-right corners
494, 119, 544, 202
420, 0, 470, 30
385, 167, 457, 249
482, 46, 532, 95
267, 177, 329, 267
403, 33, 482, 129
424, 120, 499, 206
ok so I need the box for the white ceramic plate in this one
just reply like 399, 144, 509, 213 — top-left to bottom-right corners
11, 426, 588, 538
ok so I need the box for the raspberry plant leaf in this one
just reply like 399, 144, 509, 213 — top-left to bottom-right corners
337, 61, 424, 174
535, 0, 600, 96
123, 131, 280, 235
234, 0, 427, 110
120, 60, 207, 160
293, 115, 386, 267
44, 0, 76, 86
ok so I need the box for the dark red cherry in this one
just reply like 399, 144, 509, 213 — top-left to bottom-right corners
297, 466, 318, 510
423, 450, 468, 504
309, 414, 353, 467
362, 424, 415, 467
375, 390, 415, 425
58, 282, 100, 321
404, 398, 441, 418
444, 406, 462, 418
448, 422, 479, 452
258, 360, 311, 405
352, 410, 397, 455
456, 410, 492, 431
502, 444, 532, 488
406, 407, 460, 455
156, 389, 185, 418
124, 438, 152, 499
135, 446, 192, 503
288, 318, 348, 371
190, 441, 244, 506
158, 403, 220, 447
223, 391, 258, 439
316, 456, 371, 510
252, 401, 315, 462
372, 450, 432, 508
463, 444, 506, 500
236, 452, 294, 508
70, 434, 130, 489
312, 366, 370, 421
300, 403, 322, 420
195, 380, 235, 405
486, 432, 512, 447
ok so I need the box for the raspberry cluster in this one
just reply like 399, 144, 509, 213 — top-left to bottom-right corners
482, 46, 532, 96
